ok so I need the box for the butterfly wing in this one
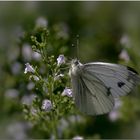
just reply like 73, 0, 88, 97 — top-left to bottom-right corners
71, 68, 114, 115
83, 62, 140, 98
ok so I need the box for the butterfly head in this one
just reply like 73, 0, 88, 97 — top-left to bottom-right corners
69, 59, 83, 76
71, 59, 83, 67
72, 59, 80, 65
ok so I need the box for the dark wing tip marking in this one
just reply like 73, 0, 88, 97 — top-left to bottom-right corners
127, 66, 139, 74
117, 82, 125, 88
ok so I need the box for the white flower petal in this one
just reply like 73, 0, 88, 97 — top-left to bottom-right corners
21, 94, 36, 106
120, 34, 131, 48
109, 110, 120, 122
57, 55, 65, 66
32, 52, 41, 61
42, 99, 52, 112
36, 17, 48, 28
119, 49, 130, 62
22, 44, 32, 61
5, 89, 19, 99
73, 136, 84, 140
33, 75, 39, 81
11, 62, 22, 75
27, 82, 35, 90
62, 88, 73, 97
24, 63, 35, 74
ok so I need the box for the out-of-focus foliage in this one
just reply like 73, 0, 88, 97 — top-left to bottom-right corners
1, 1, 140, 139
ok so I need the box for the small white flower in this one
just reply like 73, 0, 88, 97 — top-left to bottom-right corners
72, 136, 84, 140
62, 87, 73, 97
33, 75, 39, 81
21, 94, 36, 106
27, 82, 35, 90
31, 107, 38, 116
24, 63, 35, 74
57, 55, 65, 66
114, 98, 122, 109
14, 25, 25, 40
109, 110, 120, 122
120, 34, 131, 48
119, 49, 130, 62
42, 99, 52, 112
57, 118, 69, 138
7, 122, 27, 140
11, 62, 22, 75
50, 134, 55, 140
29, 75, 39, 81
22, 44, 32, 61
109, 99, 122, 121
35, 17, 48, 28
5, 89, 19, 99
32, 52, 41, 61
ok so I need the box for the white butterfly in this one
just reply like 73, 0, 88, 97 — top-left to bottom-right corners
69, 59, 140, 115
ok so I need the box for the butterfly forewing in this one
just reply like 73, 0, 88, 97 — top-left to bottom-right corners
84, 62, 140, 98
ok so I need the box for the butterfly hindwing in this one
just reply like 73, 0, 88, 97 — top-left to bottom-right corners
71, 69, 114, 115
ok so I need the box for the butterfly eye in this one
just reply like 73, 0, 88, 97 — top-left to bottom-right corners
74, 60, 79, 65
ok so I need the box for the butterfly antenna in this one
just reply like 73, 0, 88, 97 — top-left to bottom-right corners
76, 34, 80, 60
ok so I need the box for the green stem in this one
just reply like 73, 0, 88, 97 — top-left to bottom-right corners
49, 75, 57, 138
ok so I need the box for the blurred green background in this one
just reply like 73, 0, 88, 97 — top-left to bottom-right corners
1, 1, 140, 139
